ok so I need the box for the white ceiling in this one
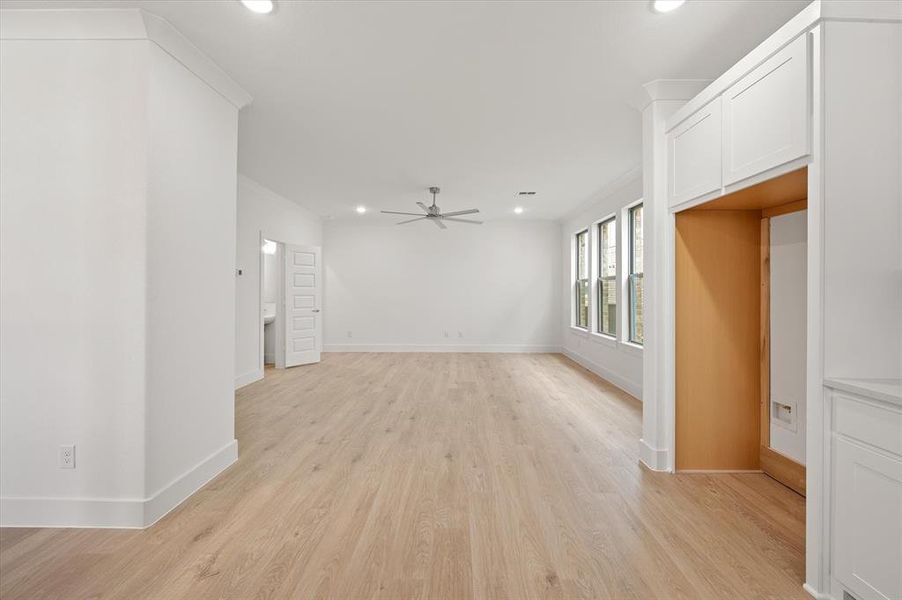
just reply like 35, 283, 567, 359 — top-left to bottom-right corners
2, 0, 808, 220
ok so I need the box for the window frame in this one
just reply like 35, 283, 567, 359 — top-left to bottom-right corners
595, 215, 617, 339
627, 202, 644, 346
573, 228, 590, 330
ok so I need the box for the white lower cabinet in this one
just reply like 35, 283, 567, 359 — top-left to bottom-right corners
831, 393, 902, 600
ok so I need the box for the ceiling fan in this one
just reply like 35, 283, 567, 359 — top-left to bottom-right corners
381, 187, 482, 229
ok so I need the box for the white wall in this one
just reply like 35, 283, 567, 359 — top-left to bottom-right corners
144, 43, 239, 500
0, 39, 149, 504
323, 220, 560, 351
769, 210, 807, 464
235, 175, 322, 386
560, 174, 644, 399
0, 9, 248, 527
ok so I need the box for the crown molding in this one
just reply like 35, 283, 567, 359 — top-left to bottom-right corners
0, 8, 252, 109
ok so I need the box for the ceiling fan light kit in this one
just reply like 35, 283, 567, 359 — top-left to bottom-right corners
381, 186, 483, 228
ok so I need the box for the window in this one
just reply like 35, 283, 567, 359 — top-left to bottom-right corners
628, 204, 644, 344
574, 229, 589, 329
597, 217, 616, 336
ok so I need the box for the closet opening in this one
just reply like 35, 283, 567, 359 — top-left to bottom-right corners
674, 167, 807, 496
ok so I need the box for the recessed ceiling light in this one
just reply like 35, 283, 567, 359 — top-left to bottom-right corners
356, 206, 367, 214
241, 0, 274, 14
514, 206, 524, 215
653, 0, 685, 13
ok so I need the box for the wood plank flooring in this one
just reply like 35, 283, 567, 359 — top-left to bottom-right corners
0, 353, 806, 599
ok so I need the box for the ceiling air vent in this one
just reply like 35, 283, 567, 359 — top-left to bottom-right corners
518, 191, 536, 196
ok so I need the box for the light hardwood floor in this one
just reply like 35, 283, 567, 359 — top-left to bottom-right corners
0, 353, 806, 599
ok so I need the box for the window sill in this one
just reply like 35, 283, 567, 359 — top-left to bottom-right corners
590, 332, 618, 348
620, 340, 644, 356
569, 325, 589, 335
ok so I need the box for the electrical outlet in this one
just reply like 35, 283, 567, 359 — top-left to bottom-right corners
59, 444, 75, 469
458, 331, 463, 338
347, 330, 352, 338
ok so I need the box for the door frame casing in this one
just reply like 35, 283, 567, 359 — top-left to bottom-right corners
760, 201, 808, 495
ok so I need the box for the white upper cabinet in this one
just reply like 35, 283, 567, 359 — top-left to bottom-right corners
722, 34, 811, 186
667, 97, 722, 207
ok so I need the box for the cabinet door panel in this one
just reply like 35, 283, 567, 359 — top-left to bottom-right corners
832, 436, 902, 600
723, 34, 810, 186
667, 97, 722, 208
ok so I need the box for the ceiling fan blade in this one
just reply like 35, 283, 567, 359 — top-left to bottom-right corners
443, 217, 483, 225
416, 202, 430, 212
381, 210, 426, 216
396, 216, 427, 225
432, 217, 447, 229
441, 209, 479, 217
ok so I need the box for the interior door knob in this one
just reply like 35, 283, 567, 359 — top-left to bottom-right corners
312, 309, 321, 313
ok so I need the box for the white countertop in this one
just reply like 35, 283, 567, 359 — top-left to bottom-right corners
824, 378, 902, 407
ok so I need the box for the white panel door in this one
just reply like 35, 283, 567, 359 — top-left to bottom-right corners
832, 435, 902, 600
722, 33, 810, 186
667, 96, 722, 207
283, 244, 321, 367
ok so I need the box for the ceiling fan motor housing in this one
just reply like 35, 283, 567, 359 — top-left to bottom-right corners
427, 187, 440, 214
381, 185, 481, 226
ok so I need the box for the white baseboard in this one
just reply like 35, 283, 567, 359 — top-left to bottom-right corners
324, 343, 561, 353
560, 347, 642, 399
0, 439, 237, 529
143, 439, 238, 527
235, 368, 263, 389
0, 495, 145, 529
638, 438, 670, 472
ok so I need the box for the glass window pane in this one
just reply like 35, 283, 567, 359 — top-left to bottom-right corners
576, 230, 588, 280
629, 273, 644, 344
631, 205, 643, 275
577, 279, 589, 328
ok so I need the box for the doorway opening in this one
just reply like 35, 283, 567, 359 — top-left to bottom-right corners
674, 167, 807, 496
261, 238, 281, 369
259, 233, 323, 375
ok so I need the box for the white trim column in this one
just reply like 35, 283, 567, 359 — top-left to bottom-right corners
635, 80, 708, 472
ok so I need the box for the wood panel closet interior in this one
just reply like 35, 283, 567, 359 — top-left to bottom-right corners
675, 167, 807, 497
